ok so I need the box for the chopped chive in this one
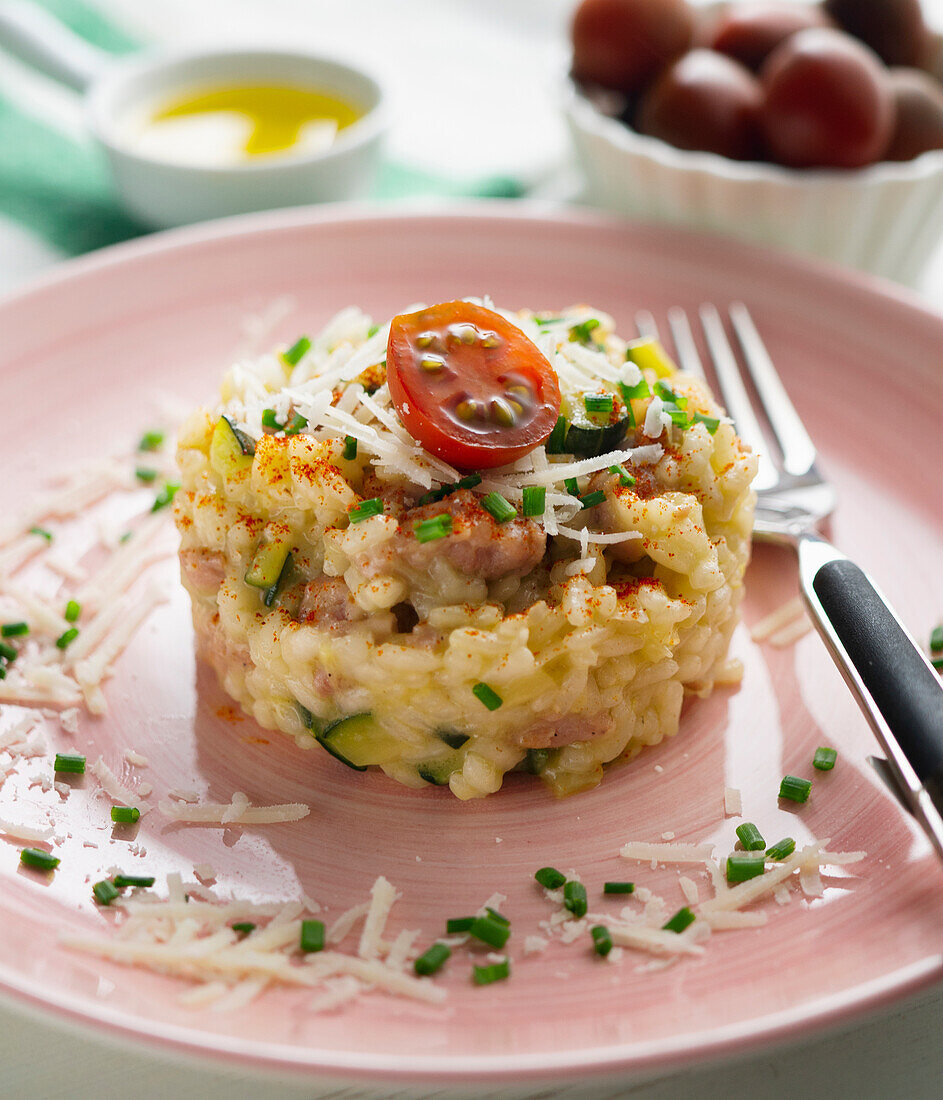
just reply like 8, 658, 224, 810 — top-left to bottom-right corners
663, 907, 696, 933
603, 881, 635, 895
284, 413, 308, 436
481, 492, 516, 524
64, 600, 81, 623
54, 753, 86, 774
486, 907, 510, 925
766, 837, 796, 861
535, 866, 566, 890
342, 435, 358, 460
693, 412, 720, 434
469, 914, 510, 949
654, 380, 688, 408
0, 641, 17, 661
569, 318, 601, 345
55, 628, 79, 650
472, 682, 502, 711
933, 656, 943, 671
590, 925, 613, 957
735, 823, 766, 851
151, 482, 180, 512
609, 464, 636, 488
261, 408, 280, 430
458, 473, 483, 491
367, 323, 380, 338
584, 393, 614, 416
138, 430, 164, 452
113, 874, 155, 888
414, 942, 451, 976
300, 918, 325, 953
135, 467, 158, 483
579, 490, 606, 510
727, 851, 766, 883
446, 916, 475, 933
119, 532, 132, 544
813, 747, 837, 771
231, 921, 256, 936
93, 879, 120, 906
348, 497, 384, 523
414, 514, 453, 543
111, 806, 140, 824
473, 959, 509, 985
282, 336, 311, 366
931, 626, 943, 652
618, 377, 651, 401
564, 477, 580, 497
563, 881, 587, 918
20, 847, 59, 871
522, 485, 546, 518
779, 775, 812, 803
546, 415, 568, 454
0, 668, 6, 680
1, 622, 28, 638
29, 526, 52, 542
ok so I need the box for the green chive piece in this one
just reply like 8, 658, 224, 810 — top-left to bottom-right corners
693, 412, 720, 434
284, 413, 307, 436
119, 532, 133, 544
813, 747, 837, 771
584, 393, 614, 416
469, 915, 510, 949
662, 907, 696, 933
54, 753, 86, 774
779, 775, 812, 803
591, 925, 613, 956
569, 318, 601, 345
64, 600, 81, 623
579, 490, 606, 510
735, 823, 766, 851
563, 881, 588, 918
486, 907, 510, 925
766, 837, 796, 861
55, 628, 79, 650
546, 415, 568, 454
151, 482, 180, 512
113, 874, 155, 888
414, 942, 451, 976
29, 526, 53, 542
933, 656, 943, 671
609, 464, 636, 488
231, 921, 256, 936
367, 324, 380, 338
446, 916, 475, 934
135, 467, 158, 484
603, 881, 635, 895
93, 879, 120, 906
522, 485, 546, 517
0, 641, 17, 661
481, 492, 517, 524
1, 622, 28, 638
564, 477, 580, 497
0, 668, 7, 681
473, 959, 509, 985
414, 514, 453, 543
20, 847, 59, 871
261, 408, 280, 430
343, 435, 358, 460
348, 497, 384, 523
138, 430, 164, 452
618, 377, 651, 401
472, 682, 502, 711
300, 918, 325, 953
282, 336, 311, 366
111, 806, 140, 824
535, 866, 566, 890
726, 852, 766, 883
930, 626, 943, 652
654, 380, 688, 408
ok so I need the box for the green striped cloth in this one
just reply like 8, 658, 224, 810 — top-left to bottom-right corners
0, 0, 524, 258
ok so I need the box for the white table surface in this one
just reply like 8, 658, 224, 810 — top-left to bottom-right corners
0, 2, 941, 1097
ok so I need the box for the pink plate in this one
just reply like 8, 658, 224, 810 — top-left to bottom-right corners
0, 204, 941, 1085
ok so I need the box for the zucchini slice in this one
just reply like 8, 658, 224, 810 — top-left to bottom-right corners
417, 750, 464, 786
245, 523, 292, 589
435, 728, 469, 750
563, 411, 631, 459
625, 337, 677, 378
316, 713, 401, 770
210, 415, 255, 479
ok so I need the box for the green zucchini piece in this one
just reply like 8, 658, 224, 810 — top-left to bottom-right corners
316, 713, 401, 770
263, 552, 292, 607
625, 337, 677, 378
210, 415, 255, 479
245, 524, 292, 588
563, 412, 631, 459
522, 748, 551, 775
436, 728, 469, 750
297, 703, 326, 737
417, 750, 464, 785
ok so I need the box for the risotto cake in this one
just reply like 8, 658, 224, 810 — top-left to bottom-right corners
174, 299, 757, 799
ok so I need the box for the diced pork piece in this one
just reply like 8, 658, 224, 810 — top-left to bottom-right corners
298, 577, 365, 627
512, 711, 613, 749
180, 549, 226, 594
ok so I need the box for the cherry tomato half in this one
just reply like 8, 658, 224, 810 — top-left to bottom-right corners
386, 301, 562, 471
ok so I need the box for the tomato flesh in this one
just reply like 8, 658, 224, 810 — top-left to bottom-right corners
386, 301, 562, 471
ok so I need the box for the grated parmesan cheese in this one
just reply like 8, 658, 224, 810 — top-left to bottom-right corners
158, 793, 308, 825
724, 787, 742, 816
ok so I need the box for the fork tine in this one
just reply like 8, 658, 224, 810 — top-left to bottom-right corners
728, 303, 817, 479
666, 306, 705, 380
698, 304, 779, 492
634, 309, 658, 340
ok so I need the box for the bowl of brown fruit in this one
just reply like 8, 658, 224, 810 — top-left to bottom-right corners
565, 0, 943, 284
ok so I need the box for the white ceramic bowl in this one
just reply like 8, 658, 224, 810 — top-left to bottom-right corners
564, 35, 943, 286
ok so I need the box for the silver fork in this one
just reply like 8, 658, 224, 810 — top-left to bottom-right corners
641, 304, 943, 860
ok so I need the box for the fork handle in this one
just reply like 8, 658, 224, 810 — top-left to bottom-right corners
799, 537, 943, 854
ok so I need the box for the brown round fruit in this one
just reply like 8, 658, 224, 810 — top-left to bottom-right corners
636, 48, 763, 160
822, 0, 929, 68
706, 3, 833, 71
885, 68, 943, 160
571, 0, 695, 95
760, 28, 895, 168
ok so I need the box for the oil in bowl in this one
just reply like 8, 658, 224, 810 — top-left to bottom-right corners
121, 82, 365, 167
